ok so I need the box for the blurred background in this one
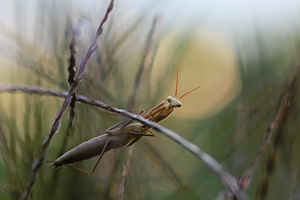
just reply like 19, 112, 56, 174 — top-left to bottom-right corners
0, 0, 300, 199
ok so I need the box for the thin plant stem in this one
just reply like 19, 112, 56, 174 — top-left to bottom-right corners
238, 66, 299, 189
0, 84, 247, 199
118, 16, 160, 199
19, 1, 114, 199
118, 145, 133, 200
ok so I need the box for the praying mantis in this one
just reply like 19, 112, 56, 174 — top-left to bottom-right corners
49, 70, 200, 174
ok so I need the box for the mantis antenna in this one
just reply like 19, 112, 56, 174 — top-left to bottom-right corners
174, 67, 201, 100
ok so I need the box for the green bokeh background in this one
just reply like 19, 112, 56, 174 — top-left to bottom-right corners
1, 1, 300, 199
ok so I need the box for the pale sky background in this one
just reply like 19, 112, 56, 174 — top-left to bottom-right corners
0, 0, 300, 119
1, 0, 299, 45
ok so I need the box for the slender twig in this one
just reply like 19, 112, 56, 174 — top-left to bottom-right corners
19, 1, 114, 199
118, 16, 160, 199
0, 85, 68, 98
118, 145, 133, 200
0, 84, 246, 199
66, 20, 81, 136
47, 21, 83, 196
238, 66, 299, 190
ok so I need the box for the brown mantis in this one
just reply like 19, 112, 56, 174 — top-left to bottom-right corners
49, 70, 200, 174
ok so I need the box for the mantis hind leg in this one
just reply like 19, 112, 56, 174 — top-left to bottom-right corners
106, 109, 145, 131
119, 109, 145, 128
125, 130, 156, 137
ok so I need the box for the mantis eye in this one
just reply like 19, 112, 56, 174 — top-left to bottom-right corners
167, 96, 173, 103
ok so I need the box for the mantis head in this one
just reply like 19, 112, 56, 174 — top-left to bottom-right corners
167, 96, 182, 108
